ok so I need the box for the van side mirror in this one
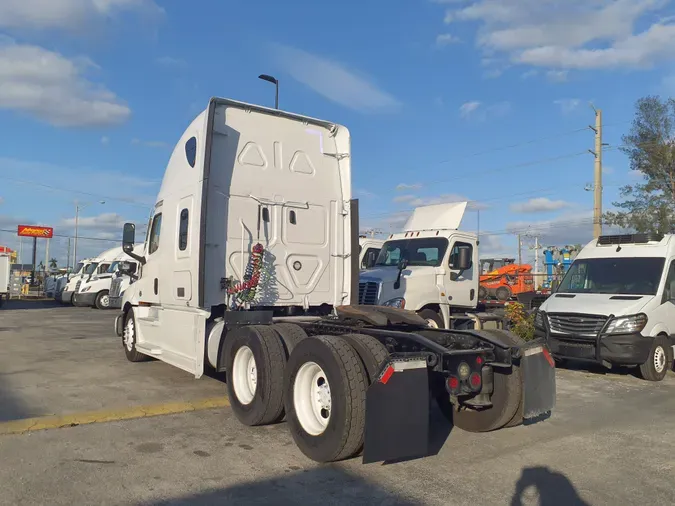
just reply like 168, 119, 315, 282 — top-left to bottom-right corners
123, 223, 136, 253
455, 247, 472, 271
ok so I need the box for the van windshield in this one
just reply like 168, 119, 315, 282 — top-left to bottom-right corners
375, 238, 449, 267
557, 257, 665, 295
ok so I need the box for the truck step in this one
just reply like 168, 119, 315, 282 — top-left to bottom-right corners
136, 343, 163, 355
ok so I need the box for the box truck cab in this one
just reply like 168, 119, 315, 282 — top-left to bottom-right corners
358, 202, 478, 329
535, 233, 675, 381
113, 97, 555, 465
73, 247, 126, 309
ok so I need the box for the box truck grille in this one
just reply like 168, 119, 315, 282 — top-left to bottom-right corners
358, 282, 379, 305
110, 277, 122, 298
547, 314, 607, 337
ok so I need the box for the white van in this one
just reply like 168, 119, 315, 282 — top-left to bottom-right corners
358, 202, 478, 329
535, 233, 675, 381
73, 247, 126, 309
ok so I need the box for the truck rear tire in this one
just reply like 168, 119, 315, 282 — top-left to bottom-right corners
340, 333, 389, 384
224, 325, 287, 426
272, 323, 307, 356
284, 335, 367, 463
638, 336, 673, 382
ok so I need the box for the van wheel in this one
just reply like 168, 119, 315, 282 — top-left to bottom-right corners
224, 325, 286, 426
123, 311, 149, 362
95, 290, 110, 310
418, 309, 443, 329
639, 336, 673, 382
496, 286, 511, 301
284, 335, 367, 463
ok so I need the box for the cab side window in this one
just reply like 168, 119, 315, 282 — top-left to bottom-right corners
449, 242, 473, 270
662, 260, 675, 303
148, 213, 163, 255
178, 209, 189, 251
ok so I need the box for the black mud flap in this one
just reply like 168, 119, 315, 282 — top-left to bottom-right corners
362, 358, 429, 464
521, 343, 556, 421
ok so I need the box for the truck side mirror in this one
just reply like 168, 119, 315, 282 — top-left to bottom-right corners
122, 223, 136, 253
365, 251, 378, 269
119, 261, 137, 276
455, 247, 472, 271
397, 258, 409, 271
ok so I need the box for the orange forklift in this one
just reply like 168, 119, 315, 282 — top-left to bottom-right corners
479, 258, 535, 301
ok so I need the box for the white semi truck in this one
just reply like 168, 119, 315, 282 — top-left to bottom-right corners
108, 245, 144, 309
73, 247, 127, 309
0, 253, 9, 308
358, 202, 479, 329
113, 97, 555, 464
534, 233, 675, 381
59, 248, 118, 305
358, 237, 383, 271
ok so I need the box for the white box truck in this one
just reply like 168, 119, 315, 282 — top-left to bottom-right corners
534, 233, 675, 381
0, 254, 9, 307
113, 97, 555, 464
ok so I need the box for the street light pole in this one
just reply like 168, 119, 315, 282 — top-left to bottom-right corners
258, 74, 279, 109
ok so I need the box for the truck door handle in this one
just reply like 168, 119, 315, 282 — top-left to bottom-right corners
470, 289, 475, 301
154, 278, 158, 295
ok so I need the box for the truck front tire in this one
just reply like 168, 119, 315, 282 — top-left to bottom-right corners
95, 290, 110, 310
224, 325, 286, 426
418, 309, 443, 329
284, 335, 367, 463
123, 310, 150, 363
638, 336, 673, 382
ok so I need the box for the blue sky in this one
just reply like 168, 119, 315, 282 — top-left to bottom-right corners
0, 0, 674, 267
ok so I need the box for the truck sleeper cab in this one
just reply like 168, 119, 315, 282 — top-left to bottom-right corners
114, 97, 555, 464
535, 233, 675, 381
359, 202, 479, 329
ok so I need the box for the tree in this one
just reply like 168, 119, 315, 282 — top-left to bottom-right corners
49, 258, 58, 269
604, 96, 675, 234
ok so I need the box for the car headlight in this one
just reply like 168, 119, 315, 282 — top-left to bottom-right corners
382, 297, 406, 309
533, 310, 545, 330
605, 313, 648, 334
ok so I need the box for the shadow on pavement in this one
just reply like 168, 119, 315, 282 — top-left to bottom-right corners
0, 299, 65, 311
557, 359, 641, 379
510, 466, 590, 506
0, 374, 33, 422
143, 466, 421, 506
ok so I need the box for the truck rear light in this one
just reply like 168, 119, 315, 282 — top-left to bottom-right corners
469, 372, 481, 389
476, 356, 483, 366
447, 376, 459, 392
458, 362, 470, 379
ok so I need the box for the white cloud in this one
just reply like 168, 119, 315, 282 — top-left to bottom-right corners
408, 193, 489, 210
272, 44, 400, 113
546, 70, 568, 82
393, 194, 417, 203
61, 212, 126, 230
554, 98, 581, 114
0, 41, 130, 127
521, 69, 538, 79
396, 183, 423, 191
459, 101, 481, 118
355, 188, 378, 199
436, 33, 461, 46
459, 100, 511, 120
131, 138, 170, 148
628, 169, 645, 179
435, 0, 675, 72
510, 197, 571, 213
0, 0, 163, 32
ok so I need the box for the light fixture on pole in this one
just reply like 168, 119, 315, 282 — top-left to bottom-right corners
73, 200, 105, 270
258, 74, 279, 109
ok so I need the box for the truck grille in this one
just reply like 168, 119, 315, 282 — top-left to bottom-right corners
358, 282, 379, 305
547, 313, 607, 337
110, 277, 122, 298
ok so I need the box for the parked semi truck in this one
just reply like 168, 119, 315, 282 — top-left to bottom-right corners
73, 247, 129, 309
0, 253, 9, 308
359, 236, 383, 270
113, 97, 555, 464
109, 245, 144, 309
59, 248, 117, 305
535, 233, 675, 381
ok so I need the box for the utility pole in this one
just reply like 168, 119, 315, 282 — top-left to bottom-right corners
67, 238, 71, 272
534, 236, 540, 275
517, 234, 522, 266
589, 107, 603, 238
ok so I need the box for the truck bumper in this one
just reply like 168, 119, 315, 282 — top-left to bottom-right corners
539, 330, 653, 365
59, 290, 75, 304
109, 296, 123, 309
72, 292, 97, 307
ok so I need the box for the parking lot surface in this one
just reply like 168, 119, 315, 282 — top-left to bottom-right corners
1, 300, 675, 505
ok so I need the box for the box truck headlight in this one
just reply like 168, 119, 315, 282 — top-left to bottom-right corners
382, 297, 405, 309
605, 313, 648, 334
533, 310, 545, 330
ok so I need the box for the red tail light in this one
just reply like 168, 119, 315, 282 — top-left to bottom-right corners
476, 356, 483, 366
447, 376, 459, 391
469, 372, 482, 389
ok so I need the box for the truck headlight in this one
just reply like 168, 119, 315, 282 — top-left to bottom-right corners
605, 313, 648, 334
533, 310, 545, 330
382, 297, 406, 309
